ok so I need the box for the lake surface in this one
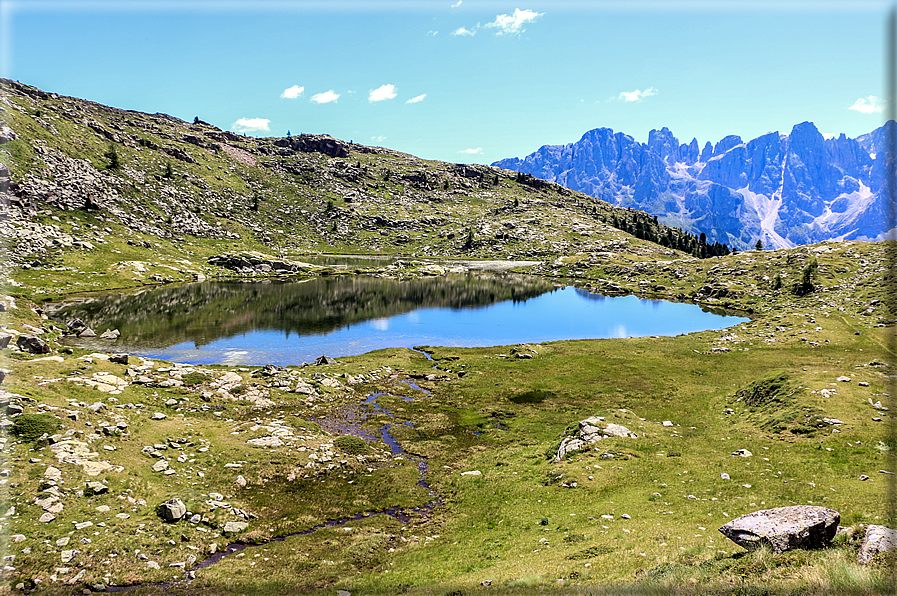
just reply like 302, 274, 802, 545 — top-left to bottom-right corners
49, 273, 748, 366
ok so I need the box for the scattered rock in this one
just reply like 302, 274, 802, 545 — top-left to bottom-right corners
99, 329, 121, 340
109, 353, 129, 364
837, 376, 851, 382
247, 436, 284, 447
460, 470, 482, 476
732, 449, 752, 457
315, 355, 337, 366
151, 412, 167, 420
662, 420, 674, 427
718, 505, 839, 553
858, 525, 897, 565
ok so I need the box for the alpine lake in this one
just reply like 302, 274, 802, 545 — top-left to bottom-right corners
47, 270, 749, 366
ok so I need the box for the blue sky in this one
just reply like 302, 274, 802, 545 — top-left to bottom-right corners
1, 1, 891, 165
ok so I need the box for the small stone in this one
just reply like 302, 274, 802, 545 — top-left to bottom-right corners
235, 475, 247, 487
152, 460, 169, 473
859, 381, 870, 387
38, 513, 56, 523
860, 475, 870, 481
721, 473, 731, 480
837, 376, 851, 382
460, 470, 482, 476
146, 561, 160, 570
732, 449, 752, 457
60, 550, 78, 563
662, 420, 674, 427
74, 521, 93, 530
151, 412, 167, 420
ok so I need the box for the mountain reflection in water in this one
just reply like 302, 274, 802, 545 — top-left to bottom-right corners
48, 273, 748, 366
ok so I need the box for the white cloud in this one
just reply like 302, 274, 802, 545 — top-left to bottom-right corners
452, 26, 476, 36
230, 117, 270, 133
406, 94, 426, 104
460, 147, 482, 155
485, 8, 543, 35
618, 87, 657, 102
311, 90, 340, 104
369, 84, 397, 102
427, 30, 438, 36
451, 0, 462, 7
849, 95, 884, 114
280, 85, 304, 99
371, 135, 387, 143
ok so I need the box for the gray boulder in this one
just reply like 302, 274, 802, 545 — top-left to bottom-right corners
109, 353, 129, 364
719, 505, 839, 553
223, 521, 248, 533
554, 416, 638, 461
16, 335, 50, 354
858, 525, 897, 565
158, 498, 187, 523
0, 334, 12, 349
84, 482, 108, 496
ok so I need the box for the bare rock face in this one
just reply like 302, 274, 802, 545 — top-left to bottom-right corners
858, 525, 897, 565
718, 505, 839, 553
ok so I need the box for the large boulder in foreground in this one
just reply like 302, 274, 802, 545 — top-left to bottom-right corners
719, 505, 839, 553
858, 525, 897, 565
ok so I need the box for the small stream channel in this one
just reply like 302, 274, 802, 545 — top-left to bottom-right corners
109, 378, 441, 593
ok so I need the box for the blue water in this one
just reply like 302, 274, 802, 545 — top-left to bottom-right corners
130, 287, 747, 366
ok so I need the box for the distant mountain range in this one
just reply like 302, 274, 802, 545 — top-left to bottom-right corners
493, 121, 895, 249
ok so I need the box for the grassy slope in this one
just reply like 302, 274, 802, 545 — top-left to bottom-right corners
0, 80, 894, 595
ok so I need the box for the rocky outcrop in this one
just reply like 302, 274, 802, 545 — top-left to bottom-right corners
207, 252, 318, 274
554, 416, 638, 461
718, 505, 839, 553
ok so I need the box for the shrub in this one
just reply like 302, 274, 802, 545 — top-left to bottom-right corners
104, 143, 120, 170
12, 413, 60, 442
181, 372, 211, 387
334, 435, 370, 455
